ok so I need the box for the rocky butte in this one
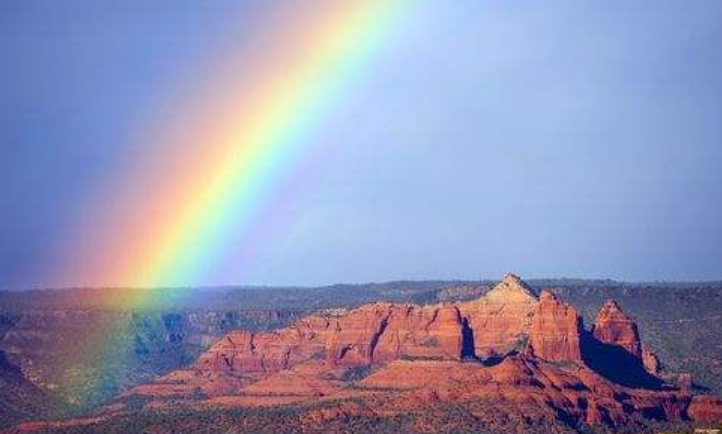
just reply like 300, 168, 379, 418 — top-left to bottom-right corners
9, 274, 722, 434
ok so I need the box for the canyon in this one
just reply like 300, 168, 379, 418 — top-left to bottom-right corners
4, 274, 722, 433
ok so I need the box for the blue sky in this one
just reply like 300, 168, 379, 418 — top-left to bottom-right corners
2, 1, 722, 288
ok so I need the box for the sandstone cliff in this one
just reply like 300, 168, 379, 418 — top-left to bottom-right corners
526, 290, 583, 363
592, 299, 642, 358
190, 275, 541, 379
458, 273, 538, 357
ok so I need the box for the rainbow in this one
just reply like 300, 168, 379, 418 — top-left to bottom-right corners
61, 0, 414, 288
49, 1, 415, 407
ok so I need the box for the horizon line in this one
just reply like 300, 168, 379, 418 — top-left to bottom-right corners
3, 275, 722, 292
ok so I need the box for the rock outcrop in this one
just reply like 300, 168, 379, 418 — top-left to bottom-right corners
192, 276, 541, 378
592, 299, 642, 359
458, 273, 538, 357
371, 304, 464, 363
526, 290, 583, 363
194, 302, 467, 380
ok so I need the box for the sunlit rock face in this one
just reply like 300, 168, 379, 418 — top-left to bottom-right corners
592, 299, 643, 359
457, 273, 539, 358
526, 290, 584, 363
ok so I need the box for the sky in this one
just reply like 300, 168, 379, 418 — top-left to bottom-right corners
1, 0, 722, 289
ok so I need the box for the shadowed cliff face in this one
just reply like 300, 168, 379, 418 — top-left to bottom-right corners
581, 333, 663, 389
